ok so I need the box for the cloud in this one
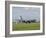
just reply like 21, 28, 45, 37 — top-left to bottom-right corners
24, 7, 30, 10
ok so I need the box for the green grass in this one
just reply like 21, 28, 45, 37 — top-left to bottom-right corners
12, 22, 40, 31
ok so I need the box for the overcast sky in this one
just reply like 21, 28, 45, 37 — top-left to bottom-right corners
12, 7, 40, 20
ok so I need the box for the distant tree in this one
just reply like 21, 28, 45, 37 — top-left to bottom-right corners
31, 19, 36, 23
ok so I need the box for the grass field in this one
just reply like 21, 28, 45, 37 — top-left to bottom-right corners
12, 22, 40, 31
